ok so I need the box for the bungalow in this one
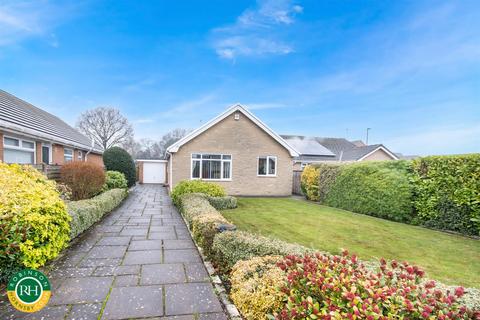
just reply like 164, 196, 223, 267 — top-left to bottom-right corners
281, 135, 398, 169
165, 104, 299, 196
0, 90, 103, 166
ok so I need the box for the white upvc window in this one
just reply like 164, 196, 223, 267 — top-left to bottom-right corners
191, 153, 232, 180
64, 148, 74, 162
3, 136, 35, 164
258, 156, 277, 176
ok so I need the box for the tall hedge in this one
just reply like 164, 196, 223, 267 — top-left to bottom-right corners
103, 147, 136, 187
317, 163, 343, 203
412, 154, 480, 236
324, 161, 414, 222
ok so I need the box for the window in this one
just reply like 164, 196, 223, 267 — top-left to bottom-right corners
77, 150, 83, 161
3, 136, 35, 164
258, 156, 277, 176
64, 148, 73, 162
191, 153, 232, 180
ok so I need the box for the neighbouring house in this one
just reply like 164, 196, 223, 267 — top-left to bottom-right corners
164, 104, 299, 196
281, 135, 399, 169
0, 89, 103, 167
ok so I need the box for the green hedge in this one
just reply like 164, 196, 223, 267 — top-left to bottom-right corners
103, 147, 136, 187
207, 195, 237, 210
324, 161, 414, 222
178, 193, 232, 257
211, 231, 311, 272
412, 154, 480, 236
103, 170, 128, 191
316, 163, 343, 203
171, 180, 226, 207
68, 188, 128, 239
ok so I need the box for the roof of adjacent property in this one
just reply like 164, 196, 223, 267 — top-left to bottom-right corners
167, 104, 299, 157
0, 90, 102, 153
281, 135, 398, 161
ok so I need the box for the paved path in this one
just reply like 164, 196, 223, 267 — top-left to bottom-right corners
0, 185, 228, 320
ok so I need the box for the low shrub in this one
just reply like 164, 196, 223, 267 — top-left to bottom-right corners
171, 180, 226, 207
103, 170, 128, 191
0, 163, 70, 282
230, 256, 285, 320
412, 154, 480, 236
178, 193, 231, 257
211, 231, 311, 272
324, 161, 414, 222
68, 188, 128, 239
208, 196, 237, 210
61, 162, 105, 200
316, 163, 342, 203
300, 165, 320, 201
274, 251, 479, 319
103, 146, 136, 187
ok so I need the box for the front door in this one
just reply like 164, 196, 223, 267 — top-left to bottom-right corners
42, 145, 50, 164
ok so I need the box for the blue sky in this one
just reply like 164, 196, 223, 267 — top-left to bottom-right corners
0, 0, 479, 155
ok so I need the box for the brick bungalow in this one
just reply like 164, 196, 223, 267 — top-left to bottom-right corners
0, 90, 103, 167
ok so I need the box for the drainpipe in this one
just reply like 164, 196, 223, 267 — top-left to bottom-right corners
338, 150, 344, 162
166, 151, 173, 192
85, 138, 95, 162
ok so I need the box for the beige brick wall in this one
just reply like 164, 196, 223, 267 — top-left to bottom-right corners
362, 149, 394, 161
171, 112, 293, 196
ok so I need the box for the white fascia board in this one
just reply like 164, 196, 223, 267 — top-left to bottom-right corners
0, 120, 103, 154
357, 146, 399, 161
166, 104, 299, 157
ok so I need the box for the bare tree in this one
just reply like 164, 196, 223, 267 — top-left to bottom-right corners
126, 129, 189, 159
159, 128, 189, 155
77, 107, 134, 150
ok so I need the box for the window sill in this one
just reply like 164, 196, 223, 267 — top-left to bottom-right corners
191, 178, 232, 182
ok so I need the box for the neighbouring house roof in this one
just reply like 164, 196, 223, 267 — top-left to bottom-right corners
166, 104, 299, 157
284, 138, 335, 156
0, 90, 102, 153
281, 135, 398, 162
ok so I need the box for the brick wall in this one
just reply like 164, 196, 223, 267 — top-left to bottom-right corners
138, 162, 144, 184
171, 112, 293, 196
52, 144, 65, 165
86, 153, 104, 167
35, 141, 42, 164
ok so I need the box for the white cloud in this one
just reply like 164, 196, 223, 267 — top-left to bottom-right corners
212, 0, 302, 59
0, 1, 76, 47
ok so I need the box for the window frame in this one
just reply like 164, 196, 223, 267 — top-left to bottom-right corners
77, 150, 83, 161
257, 156, 277, 177
190, 153, 232, 181
64, 147, 74, 163
3, 135, 36, 164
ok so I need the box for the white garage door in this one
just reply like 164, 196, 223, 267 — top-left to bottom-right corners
143, 162, 166, 184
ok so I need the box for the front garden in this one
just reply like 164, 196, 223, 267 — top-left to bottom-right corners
0, 147, 135, 283
171, 179, 480, 319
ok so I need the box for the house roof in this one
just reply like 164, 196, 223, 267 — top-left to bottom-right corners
281, 135, 398, 161
0, 90, 102, 153
166, 104, 299, 157
283, 137, 335, 156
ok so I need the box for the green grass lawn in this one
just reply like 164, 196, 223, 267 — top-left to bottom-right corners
222, 197, 480, 288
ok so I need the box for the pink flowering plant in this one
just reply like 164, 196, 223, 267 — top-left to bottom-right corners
274, 251, 479, 320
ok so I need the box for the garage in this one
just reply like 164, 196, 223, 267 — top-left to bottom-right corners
138, 160, 167, 184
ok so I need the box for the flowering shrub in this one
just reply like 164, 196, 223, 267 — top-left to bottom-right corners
0, 163, 70, 282
230, 256, 285, 320
274, 251, 479, 320
61, 161, 106, 200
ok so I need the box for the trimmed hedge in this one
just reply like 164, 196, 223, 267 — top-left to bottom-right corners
324, 161, 415, 222
412, 154, 480, 235
300, 165, 320, 201
178, 193, 231, 257
68, 188, 128, 239
0, 163, 71, 282
211, 230, 311, 272
171, 180, 226, 207
207, 195, 237, 210
103, 170, 128, 191
103, 147, 136, 187
316, 163, 343, 203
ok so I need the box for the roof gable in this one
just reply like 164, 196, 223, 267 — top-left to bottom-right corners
167, 104, 299, 157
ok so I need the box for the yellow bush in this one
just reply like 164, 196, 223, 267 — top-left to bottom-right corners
230, 256, 286, 320
0, 163, 70, 281
301, 165, 320, 201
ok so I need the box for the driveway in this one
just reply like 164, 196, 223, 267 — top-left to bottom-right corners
0, 184, 227, 319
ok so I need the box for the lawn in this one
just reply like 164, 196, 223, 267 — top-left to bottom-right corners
222, 197, 480, 288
